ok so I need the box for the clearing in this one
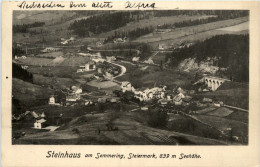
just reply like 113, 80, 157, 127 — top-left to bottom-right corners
216, 21, 249, 32
96, 15, 215, 38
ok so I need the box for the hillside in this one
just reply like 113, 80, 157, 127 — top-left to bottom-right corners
15, 111, 229, 145
167, 34, 249, 82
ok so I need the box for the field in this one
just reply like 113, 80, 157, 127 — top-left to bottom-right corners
205, 107, 234, 117
134, 17, 248, 49
16, 57, 53, 66
13, 11, 77, 25
12, 78, 54, 109
151, 52, 168, 64
225, 110, 248, 123
194, 115, 248, 143
192, 86, 249, 110
117, 61, 193, 89
87, 80, 119, 89
217, 21, 249, 32
14, 109, 229, 145
35, 51, 63, 58
96, 15, 215, 38
28, 66, 78, 78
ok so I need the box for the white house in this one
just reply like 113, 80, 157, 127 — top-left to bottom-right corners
132, 57, 140, 62
121, 82, 132, 92
72, 86, 82, 94
49, 96, 55, 105
61, 40, 69, 45
113, 38, 126, 43
144, 58, 154, 64
173, 92, 185, 105
158, 43, 165, 50
77, 66, 85, 73
66, 94, 78, 102
41, 47, 61, 53
85, 62, 96, 71
106, 56, 116, 62
21, 65, 28, 70
34, 119, 46, 129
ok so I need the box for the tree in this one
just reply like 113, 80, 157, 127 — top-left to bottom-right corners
147, 110, 168, 128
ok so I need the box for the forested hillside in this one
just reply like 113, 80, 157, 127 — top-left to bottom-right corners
68, 12, 132, 37
13, 22, 45, 33
12, 63, 33, 83
167, 34, 249, 82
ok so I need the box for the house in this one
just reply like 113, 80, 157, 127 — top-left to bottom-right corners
106, 56, 116, 62
144, 58, 154, 64
98, 97, 107, 103
141, 106, 149, 111
66, 94, 78, 102
61, 40, 69, 45
31, 111, 39, 119
213, 101, 224, 107
21, 56, 27, 59
77, 66, 85, 73
85, 100, 93, 106
34, 119, 46, 129
105, 72, 113, 80
40, 112, 46, 118
182, 96, 192, 106
85, 61, 96, 71
132, 57, 140, 62
96, 41, 104, 46
158, 43, 165, 50
167, 94, 172, 100
173, 92, 185, 105
110, 98, 119, 103
113, 37, 126, 43
202, 97, 213, 103
71, 86, 82, 94
49, 95, 55, 104
121, 81, 132, 92
41, 47, 61, 53
21, 65, 28, 70
160, 99, 169, 105
69, 37, 76, 41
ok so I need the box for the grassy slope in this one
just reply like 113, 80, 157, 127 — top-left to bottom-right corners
194, 115, 248, 142
15, 111, 228, 145
95, 15, 214, 38
116, 62, 193, 89
12, 78, 54, 107
134, 17, 248, 43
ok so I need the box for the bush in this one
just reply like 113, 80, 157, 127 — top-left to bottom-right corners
147, 110, 168, 128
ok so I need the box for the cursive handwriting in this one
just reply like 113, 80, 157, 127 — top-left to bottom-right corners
92, 2, 113, 8
125, 1, 156, 9
70, 2, 87, 8
18, 1, 65, 9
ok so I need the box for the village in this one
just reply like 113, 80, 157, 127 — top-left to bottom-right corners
13, 41, 234, 137
12, 10, 249, 145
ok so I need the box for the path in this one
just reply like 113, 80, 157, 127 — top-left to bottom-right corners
224, 104, 248, 112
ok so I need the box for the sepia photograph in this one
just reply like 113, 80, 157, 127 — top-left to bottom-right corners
12, 10, 249, 145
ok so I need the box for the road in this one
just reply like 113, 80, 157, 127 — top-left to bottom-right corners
223, 104, 248, 112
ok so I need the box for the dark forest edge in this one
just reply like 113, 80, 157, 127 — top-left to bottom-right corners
68, 10, 248, 38
166, 34, 249, 82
